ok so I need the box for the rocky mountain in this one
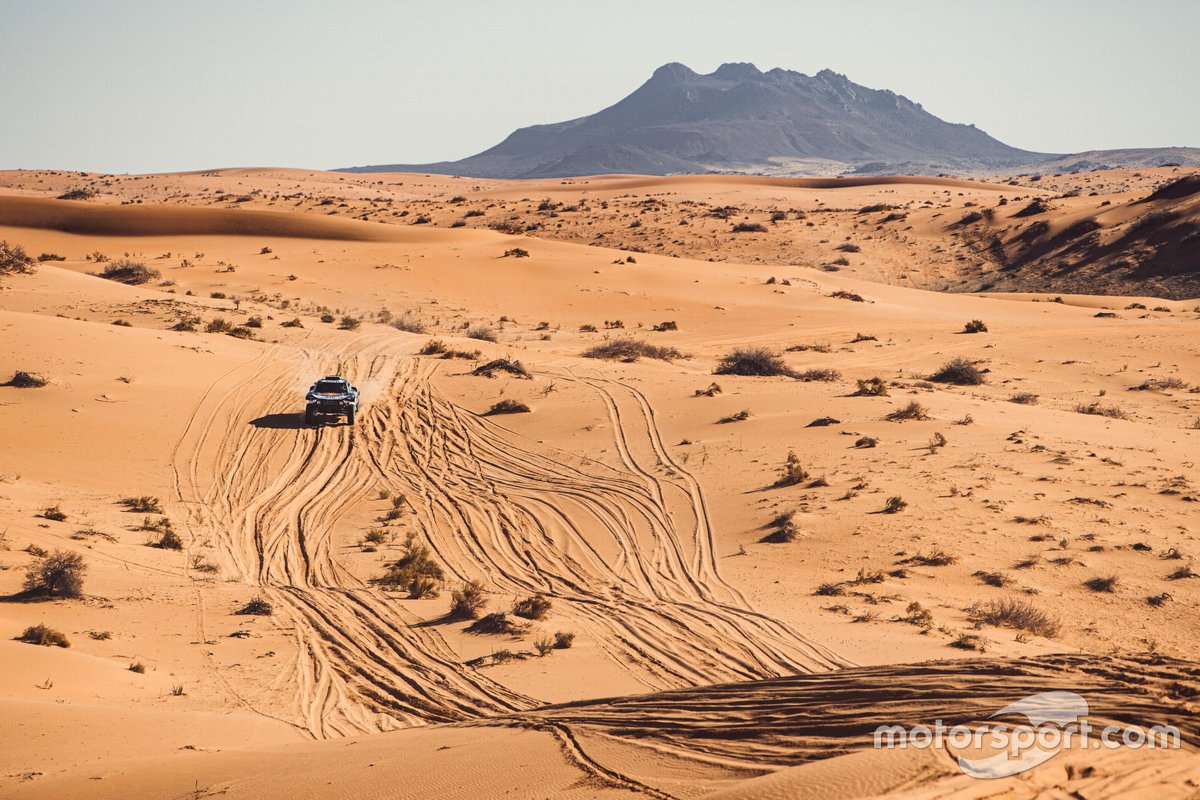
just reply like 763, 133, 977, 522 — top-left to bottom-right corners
340, 63, 1199, 179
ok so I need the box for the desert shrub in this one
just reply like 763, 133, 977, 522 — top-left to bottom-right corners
121, 496, 163, 514
244, 316, 263, 329
854, 377, 888, 396
694, 382, 722, 397
774, 451, 809, 487
719, 409, 751, 423
1074, 402, 1127, 419
908, 549, 955, 565
41, 505, 68, 522
392, 314, 426, 334
829, 290, 865, 302
885, 401, 929, 421
129, 662, 146, 674
854, 568, 885, 585
190, 554, 220, 573
968, 597, 1060, 637
378, 534, 445, 598
1009, 392, 1039, 405
714, 347, 795, 377
512, 594, 551, 620
763, 510, 801, 543
280, 318, 304, 328
38, 253, 65, 262
797, 368, 840, 382
206, 318, 234, 334
1131, 377, 1188, 391
950, 632, 987, 651
0, 241, 37, 275
17, 624, 70, 648
144, 517, 182, 549
806, 416, 840, 427
419, 339, 448, 355
553, 631, 575, 649
976, 571, 1010, 587
405, 576, 437, 598
227, 326, 255, 339
963, 319, 988, 334
466, 324, 497, 342
854, 436, 879, 448
8, 371, 49, 388
534, 636, 555, 656
98, 259, 159, 285
450, 580, 488, 619
814, 582, 844, 596
467, 611, 528, 635
484, 399, 531, 415
582, 339, 684, 361
237, 596, 274, 616
465, 609, 528, 633
929, 357, 984, 385
320, 313, 336, 324
1084, 575, 1119, 592
155, 527, 184, 550
339, 316, 361, 331
1014, 198, 1049, 217
901, 601, 933, 627
882, 496, 908, 514
472, 359, 531, 379
731, 222, 767, 233
503, 248, 530, 258
652, 320, 678, 331
441, 347, 481, 360
24, 549, 86, 597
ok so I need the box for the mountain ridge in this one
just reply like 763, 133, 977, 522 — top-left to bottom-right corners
339, 62, 1199, 178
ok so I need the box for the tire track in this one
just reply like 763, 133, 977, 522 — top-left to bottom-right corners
174, 335, 847, 739
174, 341, 534, 737
364, 358, 849, 693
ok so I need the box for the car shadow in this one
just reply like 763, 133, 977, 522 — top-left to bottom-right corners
249, 413, 309, 430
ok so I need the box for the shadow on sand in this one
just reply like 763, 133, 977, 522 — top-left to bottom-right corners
249, 413, 309, 430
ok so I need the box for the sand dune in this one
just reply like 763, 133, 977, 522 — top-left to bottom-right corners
0, 195, 405, 241
11, 654, 1196, 799
1, 170, 1197, 798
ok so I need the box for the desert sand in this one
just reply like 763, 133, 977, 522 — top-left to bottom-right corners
1, 168, 1197, 798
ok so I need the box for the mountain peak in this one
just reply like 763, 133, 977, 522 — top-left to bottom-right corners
650, 62, 697, 82
710, 62, 762, 80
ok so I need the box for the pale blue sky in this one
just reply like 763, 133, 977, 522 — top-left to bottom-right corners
1, 0, 1195, 173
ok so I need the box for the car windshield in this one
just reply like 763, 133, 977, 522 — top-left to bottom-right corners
315, 380, 346, 393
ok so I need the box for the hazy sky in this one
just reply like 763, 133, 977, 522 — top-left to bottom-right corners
2, 0, 1196, 173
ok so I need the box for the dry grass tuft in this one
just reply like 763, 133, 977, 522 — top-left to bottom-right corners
713, 347, 795, 377
885, 401, 929, 422
583, 339, 685, 362
968, 597, 1061, 638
